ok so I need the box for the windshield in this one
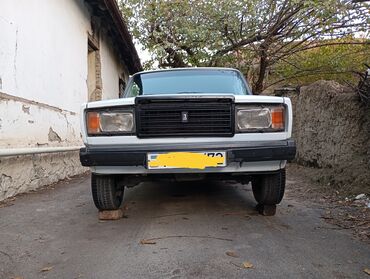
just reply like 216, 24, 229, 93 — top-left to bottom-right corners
125, 69, 251, 97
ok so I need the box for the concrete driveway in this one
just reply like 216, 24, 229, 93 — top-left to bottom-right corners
0, 174, 369, 279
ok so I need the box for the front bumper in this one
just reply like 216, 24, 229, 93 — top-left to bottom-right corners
80, 139, 296, 168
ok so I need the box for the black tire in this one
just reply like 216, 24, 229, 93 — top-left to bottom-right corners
252, 168, 286, 205
91, 174, 124, 210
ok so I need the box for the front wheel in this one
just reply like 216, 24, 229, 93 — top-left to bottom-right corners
252, 169, 286, 214
91, 174, 124, 210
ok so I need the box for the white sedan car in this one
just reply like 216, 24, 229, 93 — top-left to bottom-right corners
80, 68, 296, 215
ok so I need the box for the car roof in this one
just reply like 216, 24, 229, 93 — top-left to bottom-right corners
133, 67, 241, 76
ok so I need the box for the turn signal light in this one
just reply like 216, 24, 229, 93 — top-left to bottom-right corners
87, 112, 100, 134
271, 107, 284, 129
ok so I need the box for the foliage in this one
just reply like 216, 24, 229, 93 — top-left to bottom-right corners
120, 0, 370, 93
270, 38, 370, 89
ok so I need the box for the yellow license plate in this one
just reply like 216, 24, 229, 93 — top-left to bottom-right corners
147, 151, 226, 170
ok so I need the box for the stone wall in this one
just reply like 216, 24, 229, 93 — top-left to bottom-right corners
286, 81, 370, 193
0, 151, 85, 201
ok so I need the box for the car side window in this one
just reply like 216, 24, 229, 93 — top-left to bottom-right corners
131, 83, 140, 97
126, 81, 140, 97
125, 74, 145, 98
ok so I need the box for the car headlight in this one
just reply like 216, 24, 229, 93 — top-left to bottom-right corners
86, 110, 134, 135
236, 105, 285, 132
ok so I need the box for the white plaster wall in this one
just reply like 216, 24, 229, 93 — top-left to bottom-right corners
0, 0, 93, 149
0, 97, 81, 148
100, 32, 129, 100
0, 0, 133, 201
0, 0, 131, 148
0, 0, 92, 112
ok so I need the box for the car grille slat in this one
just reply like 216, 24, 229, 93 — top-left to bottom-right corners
136, 98, 234, 137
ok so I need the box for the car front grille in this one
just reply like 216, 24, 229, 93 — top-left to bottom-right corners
136, 97, 234, 138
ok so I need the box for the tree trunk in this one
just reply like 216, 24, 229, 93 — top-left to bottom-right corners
253, 46, 268, 94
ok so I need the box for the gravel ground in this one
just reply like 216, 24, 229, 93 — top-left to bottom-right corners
286, 164, 370, 243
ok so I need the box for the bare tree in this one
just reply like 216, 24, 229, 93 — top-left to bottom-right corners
120, 0, 370, 93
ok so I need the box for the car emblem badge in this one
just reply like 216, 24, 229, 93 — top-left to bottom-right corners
181, 111, 188, 122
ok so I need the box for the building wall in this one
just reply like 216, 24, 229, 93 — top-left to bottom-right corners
0, 0, 92, 148
286, 80, 370, 194
0, 94, 80, 148
0, 0, 130, 200
0, 0, 92, 113
100, 31, 128, 100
